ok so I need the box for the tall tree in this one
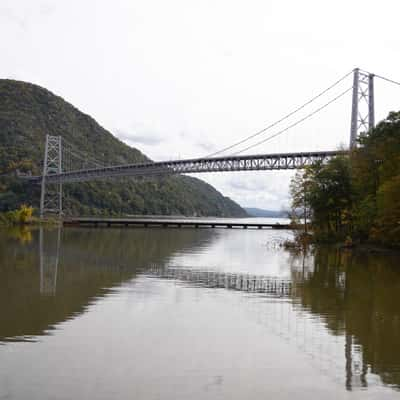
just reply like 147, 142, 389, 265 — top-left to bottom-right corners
289, 169, 312, 233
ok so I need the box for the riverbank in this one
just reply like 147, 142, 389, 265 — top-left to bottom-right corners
283, 231, 400, 254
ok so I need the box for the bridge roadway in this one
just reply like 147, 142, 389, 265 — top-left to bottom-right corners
63, 217, 291, 230
31, 150, 347, 184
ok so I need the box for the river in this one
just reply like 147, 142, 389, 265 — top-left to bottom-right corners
1, 221, 400, 399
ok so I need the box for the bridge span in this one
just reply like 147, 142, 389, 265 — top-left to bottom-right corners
31, 149, 347, 184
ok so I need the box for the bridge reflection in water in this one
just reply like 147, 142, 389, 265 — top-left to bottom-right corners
39, 228, 61, 296
146, 263, 369, 391
1, 228, 400, 394
147, 266, 293, 297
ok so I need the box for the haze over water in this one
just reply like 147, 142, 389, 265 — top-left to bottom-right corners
1, 224, 400, 399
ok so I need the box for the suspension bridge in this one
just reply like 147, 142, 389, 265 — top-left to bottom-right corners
17, 67, 400, 217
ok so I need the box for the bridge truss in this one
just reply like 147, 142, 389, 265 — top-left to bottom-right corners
34, 148, 346, 185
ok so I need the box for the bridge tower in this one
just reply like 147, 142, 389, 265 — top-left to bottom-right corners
40, 135, 63, 218
350, 68, 375, 149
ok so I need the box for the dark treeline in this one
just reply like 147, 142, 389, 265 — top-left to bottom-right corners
290, 111, 400, 247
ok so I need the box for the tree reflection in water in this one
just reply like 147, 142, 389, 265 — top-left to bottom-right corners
288, 246, 400, 391
0, 227, 217, 342
148, 245, 400, 392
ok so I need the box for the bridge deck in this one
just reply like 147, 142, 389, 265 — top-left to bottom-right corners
63, 217, 291, 230
26, 150, 348, 184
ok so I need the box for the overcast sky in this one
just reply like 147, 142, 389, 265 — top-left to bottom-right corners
1, 0, 399, 210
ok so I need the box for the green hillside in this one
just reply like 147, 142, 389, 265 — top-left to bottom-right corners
0, 79, 247, 217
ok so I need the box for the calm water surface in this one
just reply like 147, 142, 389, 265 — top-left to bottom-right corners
1, 223, 400, 399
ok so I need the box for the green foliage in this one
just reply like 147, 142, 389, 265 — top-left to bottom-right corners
0, 79, 246, 217
289, 110, 400, 247
289, 170, 312, 233
374, 176, 400, 243
289, 156, 352, 242
352, 111, 400, 246
0, 205, 34, 225
307, 156, 352, 240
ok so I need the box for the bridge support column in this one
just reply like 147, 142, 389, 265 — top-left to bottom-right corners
40, 135, 63, 219
350, 68, 375, 149
368, 73, 375, 130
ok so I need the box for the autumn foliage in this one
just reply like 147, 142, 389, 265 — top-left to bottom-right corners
0, 204, 34, 225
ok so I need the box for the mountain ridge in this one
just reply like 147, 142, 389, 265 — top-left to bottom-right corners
244, 207, 288, 218
0, 79, 247, 217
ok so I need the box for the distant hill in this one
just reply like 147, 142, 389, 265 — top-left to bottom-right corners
0, 79, 247, 217
245, 207, 288, 218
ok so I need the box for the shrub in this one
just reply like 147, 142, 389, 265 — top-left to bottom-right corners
0, 205, 34, 225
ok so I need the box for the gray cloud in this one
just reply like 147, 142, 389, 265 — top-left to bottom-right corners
0, 6, 27, 29
0, 2, 55, 30
39, 2, 56, 16
228, 179, 268, 192
115, 129, 164, 146
196, 140, 216, 154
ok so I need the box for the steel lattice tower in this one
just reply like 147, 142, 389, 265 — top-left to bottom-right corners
350, 68, 375, 149
40, 135, 62, 218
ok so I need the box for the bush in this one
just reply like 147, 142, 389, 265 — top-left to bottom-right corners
0, 205, 34, 225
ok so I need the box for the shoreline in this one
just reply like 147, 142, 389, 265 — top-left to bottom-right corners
284, 231, 400, 254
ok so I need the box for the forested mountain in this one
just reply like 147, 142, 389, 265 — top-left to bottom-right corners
0, 79, 247, 217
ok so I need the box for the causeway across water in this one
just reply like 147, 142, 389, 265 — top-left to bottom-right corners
63, 217, 291, 230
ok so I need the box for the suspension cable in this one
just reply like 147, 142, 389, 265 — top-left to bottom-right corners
205, 70, 354, 158
231, 87, 353, 156
61, 138, 106, 168
67, 150, 104, 168
358, 68, 400, 87
374, 74, 400, 87
62, 149, 103, 170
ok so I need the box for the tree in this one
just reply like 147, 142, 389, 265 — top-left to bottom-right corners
289, 156, 352, 241
289, 169, 312, 233
351, 111, 400, 246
